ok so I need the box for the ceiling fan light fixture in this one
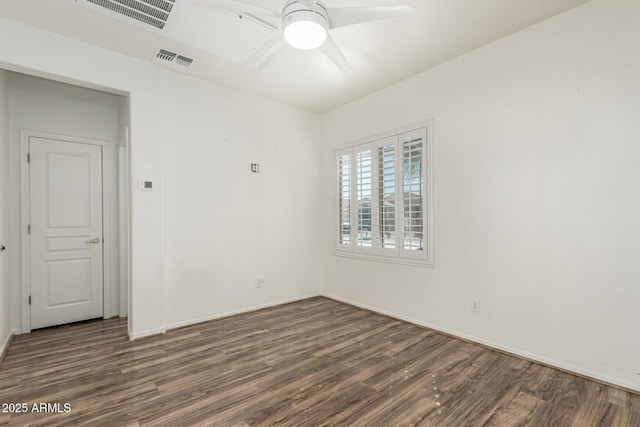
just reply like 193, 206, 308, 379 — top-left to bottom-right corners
284, 21, 327, 50
283, 7, 328, 50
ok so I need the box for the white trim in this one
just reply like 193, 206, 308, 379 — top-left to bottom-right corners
102, 139, 113, 319
425, 121, 435, 266
117, 145, 129, 318
0, 61, 129, 98
19, 130, 114, 332
160, 68, 168, 343
163, 293, 321, 332
333, 251, 433, 268
322, 292, 640, 393
19, 138, 30, 333
334, 119, 433, 152
0, 330, 16, 362
128, 327, 165, 341
128, 294, 320, 340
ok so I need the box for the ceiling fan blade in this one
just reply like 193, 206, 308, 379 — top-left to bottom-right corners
247, 29, 286, 70
320, 34, 354, 74
326, 5, 413, 29
236, 12, 278, 31
296, 0, 318, 11
192, 0, 282, 20
230, 0, 282, 19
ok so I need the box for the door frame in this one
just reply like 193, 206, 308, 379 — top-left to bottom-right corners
20, 130, 113, 332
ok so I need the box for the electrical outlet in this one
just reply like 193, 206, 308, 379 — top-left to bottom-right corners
255, 278, 265, 288
471, 299, 480, 313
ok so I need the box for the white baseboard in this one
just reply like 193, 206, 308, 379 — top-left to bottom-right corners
322, 293, 640, 394
0, 330, 17, 363
164, 293, 321, 332
128, 293, 321, 340
128, 327, 165, 341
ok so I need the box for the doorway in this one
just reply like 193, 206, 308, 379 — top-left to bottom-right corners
7, 72, 129, 333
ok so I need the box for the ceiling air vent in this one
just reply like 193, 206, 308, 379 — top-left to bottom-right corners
153, 48, 195, 72
76, 0, 175, 29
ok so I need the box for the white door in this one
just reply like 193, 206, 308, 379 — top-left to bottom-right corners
29, 136, 104, 329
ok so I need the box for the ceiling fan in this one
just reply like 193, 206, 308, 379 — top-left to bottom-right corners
193, 0, 413, 73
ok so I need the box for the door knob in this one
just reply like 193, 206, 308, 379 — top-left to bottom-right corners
85, 238, 101, 244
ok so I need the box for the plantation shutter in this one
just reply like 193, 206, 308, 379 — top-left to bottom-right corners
375, 136, 399, 256
354, 146, 374, 252
334, 124, 432, 266
399, 128, 427, 260
336, 151, 352, 250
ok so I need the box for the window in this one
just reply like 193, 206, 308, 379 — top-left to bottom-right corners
334, 123, 433, 266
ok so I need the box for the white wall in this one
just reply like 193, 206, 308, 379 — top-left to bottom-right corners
0, 69, 12, 357
162, 70, 321, 328
0, 17, 323, 338
320, 0, 640, 391
7, 73, 121, 329
0, 17, 164, 337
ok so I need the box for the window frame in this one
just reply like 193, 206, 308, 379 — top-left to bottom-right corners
333, 120, 434, 267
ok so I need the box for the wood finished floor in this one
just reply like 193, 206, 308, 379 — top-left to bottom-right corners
1, 297, 639, 426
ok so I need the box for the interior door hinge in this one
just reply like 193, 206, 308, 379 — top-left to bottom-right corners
27, 153, 30, 163
28, 295, 31, 305
27, 224, 31, 235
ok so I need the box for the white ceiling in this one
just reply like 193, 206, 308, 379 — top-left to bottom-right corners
0, 0, 591, 113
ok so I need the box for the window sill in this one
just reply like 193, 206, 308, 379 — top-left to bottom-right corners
333, 250, 434, 268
